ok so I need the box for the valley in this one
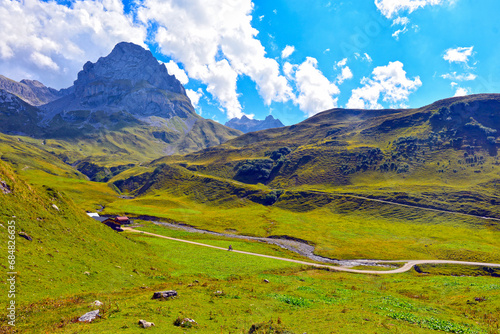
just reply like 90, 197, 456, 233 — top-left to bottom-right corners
1, 42, 499, 333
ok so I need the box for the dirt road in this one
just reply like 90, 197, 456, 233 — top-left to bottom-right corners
123, 227, 500, 275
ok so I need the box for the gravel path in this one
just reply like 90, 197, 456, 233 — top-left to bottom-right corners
148, 221, 390, 268
123, 227, 500, 275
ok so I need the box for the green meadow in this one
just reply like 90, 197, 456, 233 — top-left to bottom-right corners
2, 95, 500, 333
13, 228, 500, 333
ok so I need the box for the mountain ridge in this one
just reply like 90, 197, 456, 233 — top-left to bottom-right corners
225, 114, 285, 133
0, 74, 64, 106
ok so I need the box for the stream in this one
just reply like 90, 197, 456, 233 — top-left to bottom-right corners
149, 220, 395, 268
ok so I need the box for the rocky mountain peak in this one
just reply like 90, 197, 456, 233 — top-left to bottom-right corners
43, 41, 193, 120
20, 79, 46, 89
225, 114, 285, 133
75, 42, 185, 97
0, 75, 62, 106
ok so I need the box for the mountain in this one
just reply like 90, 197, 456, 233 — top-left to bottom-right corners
0, 75, 64, 106
42, 42, 190, 120
225, 114, 284, 133
0, 42, 242, 172
0, 89, 44, 136
127, 94, 500, 218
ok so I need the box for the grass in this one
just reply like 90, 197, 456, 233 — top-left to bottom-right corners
100, 190, 500, 262
1, 166, 499, 333
2, 95, 500, 333
10, 230, 500, 333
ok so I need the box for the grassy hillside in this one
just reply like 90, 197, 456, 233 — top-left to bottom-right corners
6, 220, 500, 333
1, 94, 500, 333
145, 94, 500, 216
74, 94, 500, 263
0, 160, 174, 327
0, 152, 499, 333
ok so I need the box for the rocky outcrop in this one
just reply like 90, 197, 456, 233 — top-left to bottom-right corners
225, 115, 284, 133
0, 179, 11, 194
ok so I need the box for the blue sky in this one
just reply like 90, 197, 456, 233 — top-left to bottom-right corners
0, 0, 499, 125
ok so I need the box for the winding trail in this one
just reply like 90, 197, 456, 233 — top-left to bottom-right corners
306, 190, 500, 222
123, 227, 500, 275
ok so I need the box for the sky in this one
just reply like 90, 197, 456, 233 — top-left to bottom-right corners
0, 0, 499, 125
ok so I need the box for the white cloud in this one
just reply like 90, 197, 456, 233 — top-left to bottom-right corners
454, 87, 469, 97
281, 45, 295, 59
355, 53, 373, 62
391, 16, 410, 40
288, 57, 340, 116
335, 58, 353, 84
138, 0, 293, 119
164, 60, 189, 85
283, 62, 295, 80
337, 66, 353, 85
346, 61, 422, 109
186, 88, 203, 113
30, 52, 60, 71
375, 0, 454, 19
392, 16, 410, 26
0, 0, 147, 88
392, 27, 408, 40
335, 58, 348, 68
441, 72, 477, 81
443, 46, 474, 64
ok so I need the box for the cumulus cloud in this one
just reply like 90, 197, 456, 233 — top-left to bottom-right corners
186, 88, 203, 112
138, 0, 293, 119
164, 60, 189, 85
0, 0, 146, 88
454, 87, 469, 97
375, 0, 454, 19
335, 58, 348, 68
334, 58, 353, 84
346, 61, 422, 109
287, 57, 340, 117
281, 45, 295, 59
337, 66, 353, 84
443, 46, 474, 64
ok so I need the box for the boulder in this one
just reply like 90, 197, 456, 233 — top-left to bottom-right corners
138, 319, 155, 328
174, 317, 197, 327
0, 180, 11, 194
151, 290, 177, 299
78, 310, 100, 322
91, 300, 103, 307
18, 232, 32, 241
